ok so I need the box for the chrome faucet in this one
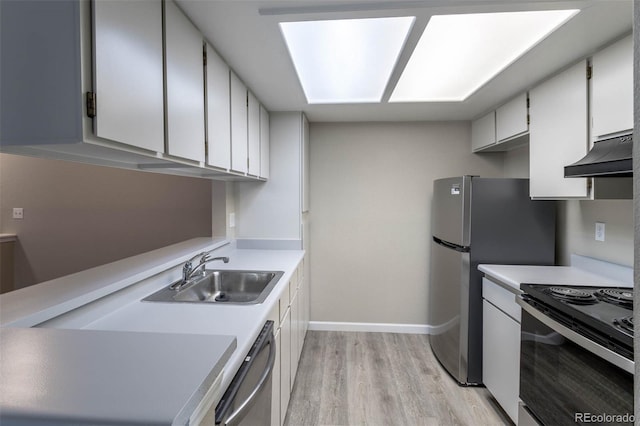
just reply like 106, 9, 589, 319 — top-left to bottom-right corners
172, 252, 229, 290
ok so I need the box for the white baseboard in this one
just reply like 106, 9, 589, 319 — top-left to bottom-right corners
308, 321, 431, 334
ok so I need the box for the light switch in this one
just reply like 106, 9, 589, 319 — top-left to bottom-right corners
595, 222, 605, 242
12, 208, 23, 219
229, 212, 236, 228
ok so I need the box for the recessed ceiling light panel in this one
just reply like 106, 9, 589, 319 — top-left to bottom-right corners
390, 10, 579, 102
280, 17, 415, 104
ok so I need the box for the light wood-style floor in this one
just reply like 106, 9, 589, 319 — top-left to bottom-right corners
284, 331, 511, 426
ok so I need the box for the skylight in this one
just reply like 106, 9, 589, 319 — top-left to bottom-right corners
389, 10, 579, 102
280, 17, 415, 104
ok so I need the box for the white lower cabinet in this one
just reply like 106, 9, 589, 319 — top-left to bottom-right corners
290, 290, 299, 384
271, 328, 281, 426
268, 258, 307, 425
279, 306, 291, 425
482, 278, 520, 424
298, 275, 308, 354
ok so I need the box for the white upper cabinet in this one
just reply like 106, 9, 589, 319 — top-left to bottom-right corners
591, 35, 633, 139
0, 0, 269, 181
247, 91, 261, 176
529, 60, 589, 199
164, 0, 205, 162
235, 112, 306, 243
93, 0, 164, 152
471, 111, 496, 152
472, 93, 529, 153
230, 72, 248, 174
205, 43, 231, 170
496, 93, 528, 142
260, 106, 270, 180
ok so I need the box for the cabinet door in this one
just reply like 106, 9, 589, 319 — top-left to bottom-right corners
205, 44, 231, 170
271, 328, 281, 426
93, 0, 164, 152
230, 72, 248, 173
496, 93, 528, 142
471, 111, 496, 151
247, 91, 261, 176
298, 276, 307, 351
260, 106, 270, 179
290, 291, 299, 384
164, 0, 205, 162
529, 60, 589, 199
591, 35, 633, 139
483, 300, 520, 423
279, 307, 291, 424
303, 275, 310, 337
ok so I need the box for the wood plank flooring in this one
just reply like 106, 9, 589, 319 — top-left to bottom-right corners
285, 331, 511, 426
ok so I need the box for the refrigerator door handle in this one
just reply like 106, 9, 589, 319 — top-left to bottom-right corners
433, 236, 470, 253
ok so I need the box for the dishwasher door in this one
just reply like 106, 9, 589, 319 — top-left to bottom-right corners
215, 321, 275, 426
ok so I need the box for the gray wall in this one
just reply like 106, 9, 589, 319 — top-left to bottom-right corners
309, 122, 503, 325
309, 122, 634, 327
0, 154, 214, 289
502, 147, 634, 267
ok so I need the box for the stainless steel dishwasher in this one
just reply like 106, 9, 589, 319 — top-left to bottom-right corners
215, 321, 275, 426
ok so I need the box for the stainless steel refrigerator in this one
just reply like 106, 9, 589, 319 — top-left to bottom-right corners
428, 176, 555, 385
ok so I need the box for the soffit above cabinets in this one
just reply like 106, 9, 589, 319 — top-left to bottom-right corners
176, 0, 633, 122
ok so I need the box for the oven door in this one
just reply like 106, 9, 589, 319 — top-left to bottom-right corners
517, 298, 633, 426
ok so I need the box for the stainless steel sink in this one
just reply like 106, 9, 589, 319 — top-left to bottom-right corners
143, 270, 284, 305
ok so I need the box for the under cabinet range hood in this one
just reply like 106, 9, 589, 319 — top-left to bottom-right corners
564, 133, 632, 177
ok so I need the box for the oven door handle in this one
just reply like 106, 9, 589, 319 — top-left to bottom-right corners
517, 297, 634, 375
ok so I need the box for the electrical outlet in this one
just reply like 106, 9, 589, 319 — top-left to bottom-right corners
595, 222, 605, 242
12, 208, 23, 219
229, 212, 236, 228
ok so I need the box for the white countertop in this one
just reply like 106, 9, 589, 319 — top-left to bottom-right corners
0, 238, 229, 327
80, 248, 304, 404
0, 240, 304, 424
0, 327, 236, 425
479, 255, 633, 293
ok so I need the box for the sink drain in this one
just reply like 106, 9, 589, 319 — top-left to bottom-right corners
215, 292, 229, 302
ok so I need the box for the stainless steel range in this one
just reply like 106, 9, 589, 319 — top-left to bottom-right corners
518, 284, 634, 426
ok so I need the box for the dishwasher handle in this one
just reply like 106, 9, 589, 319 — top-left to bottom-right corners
216, 321, 276, 425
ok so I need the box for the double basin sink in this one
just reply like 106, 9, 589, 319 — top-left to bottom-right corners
143, 270, 284, 305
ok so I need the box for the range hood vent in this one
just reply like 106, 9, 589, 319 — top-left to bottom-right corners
564, 133, 632, 178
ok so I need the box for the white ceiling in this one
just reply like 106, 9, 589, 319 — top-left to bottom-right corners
176, 0, 633, 122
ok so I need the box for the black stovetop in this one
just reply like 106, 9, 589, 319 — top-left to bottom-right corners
520, 284, 633, 359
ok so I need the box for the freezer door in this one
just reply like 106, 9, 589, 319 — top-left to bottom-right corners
428, 238, 471, 384
431, 176, 471, 247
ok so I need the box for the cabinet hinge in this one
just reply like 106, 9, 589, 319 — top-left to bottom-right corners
86, 92, 97, 118
527, 114, 530, 126
587, 65, 592, 80
526, 97, 530, 109
203, 45, 207, 66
